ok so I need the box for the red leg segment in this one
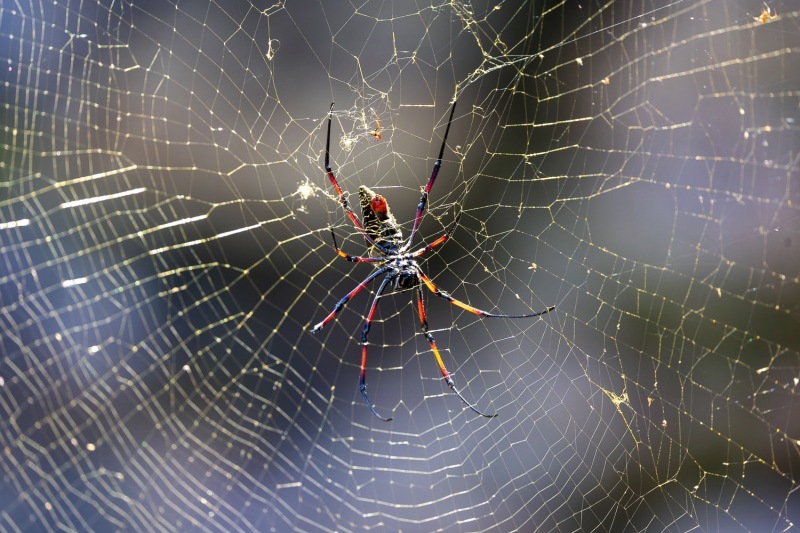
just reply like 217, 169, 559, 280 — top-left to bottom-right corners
409, 214, 461, 258
328, 227, 383, 263
310, 266, 391, 333
325, 104, 389, 255
358, 273, 396, 421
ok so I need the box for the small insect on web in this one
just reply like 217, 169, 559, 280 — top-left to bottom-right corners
368, 108, 382, 140
311, 98, 555, 421
755, 3, 778, 24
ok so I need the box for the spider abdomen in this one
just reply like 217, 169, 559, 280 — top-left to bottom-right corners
359, 186, 403, 250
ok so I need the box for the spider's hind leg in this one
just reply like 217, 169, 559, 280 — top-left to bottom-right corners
418, 271, 555, 319
415, 286, 497, 418
447, 381, 498, 419
358, 271, 396, 421
310, 266, 391, 333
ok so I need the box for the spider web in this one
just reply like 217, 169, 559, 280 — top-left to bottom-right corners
1, 0, 798, 531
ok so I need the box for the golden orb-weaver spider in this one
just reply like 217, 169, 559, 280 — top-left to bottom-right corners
311, 99, 554, 420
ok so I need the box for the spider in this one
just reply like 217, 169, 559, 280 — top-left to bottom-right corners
311, 99, 554, 421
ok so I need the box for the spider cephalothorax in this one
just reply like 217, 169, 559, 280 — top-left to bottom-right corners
311, 99, 554, 421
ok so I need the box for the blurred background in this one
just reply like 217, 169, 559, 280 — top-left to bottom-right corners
1, 1, 798, 530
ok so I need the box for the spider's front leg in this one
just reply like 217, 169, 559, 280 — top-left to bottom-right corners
324, 104, 389, 255
404, 99, 458, 251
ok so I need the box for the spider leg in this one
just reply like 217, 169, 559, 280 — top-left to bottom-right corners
416, 285, 497, 418
311, 265, 392, 333
409, 214, 461, 259
404, 99, 458, 251
358, 271, 397, 421
328, 226, 383, 263
418, 271, 555, 318
324, 104, 390, 255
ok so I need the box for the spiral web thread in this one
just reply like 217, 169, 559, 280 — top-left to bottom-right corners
0, 1, 798, 531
